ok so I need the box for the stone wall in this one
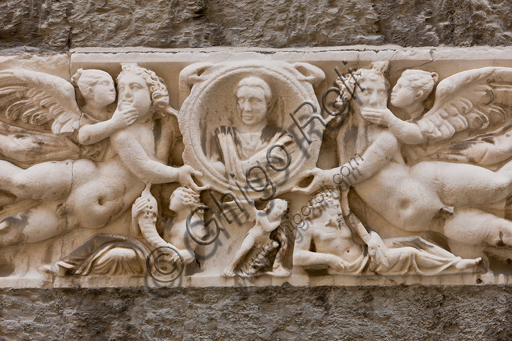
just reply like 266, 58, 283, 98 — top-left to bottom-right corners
1, 285, 511, 340
1, 1, 512, 340
1, 0, 512, 51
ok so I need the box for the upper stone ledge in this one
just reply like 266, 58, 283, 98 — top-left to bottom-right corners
66, 47, 512, 70
67, 46, 512, 54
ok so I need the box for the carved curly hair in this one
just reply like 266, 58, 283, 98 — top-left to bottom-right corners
117, 63, 169, 117
263, 198, 289, 215
170, 186, 202, 209
336, 61, 390, 103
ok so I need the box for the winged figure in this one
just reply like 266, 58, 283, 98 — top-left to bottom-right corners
361, 67, 512, 144
360, 66, 512, 166
0, 67, 149, 166
0, 64, 204, 246
294, 62, 512, 255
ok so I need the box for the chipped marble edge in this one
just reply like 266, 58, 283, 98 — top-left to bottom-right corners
2, 46, 511, 63
64, 46, 512, 64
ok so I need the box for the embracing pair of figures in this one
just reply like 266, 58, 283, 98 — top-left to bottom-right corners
0, 59, 510, 280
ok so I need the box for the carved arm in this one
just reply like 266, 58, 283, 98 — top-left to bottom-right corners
113, 130, 180, 185
361, 108, 427, 145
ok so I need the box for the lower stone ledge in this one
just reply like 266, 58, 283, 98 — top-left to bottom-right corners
1, 272, 511, 289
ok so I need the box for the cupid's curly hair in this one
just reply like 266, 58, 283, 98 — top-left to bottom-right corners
117, 63, 169, 117
263, 198, 289, 215
336, 61, 390, 103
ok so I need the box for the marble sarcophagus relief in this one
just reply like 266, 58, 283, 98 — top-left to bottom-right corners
1, 48, 512, 288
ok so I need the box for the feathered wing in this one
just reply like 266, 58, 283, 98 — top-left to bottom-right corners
416, 67, 512, 142
0, 69, 81, 135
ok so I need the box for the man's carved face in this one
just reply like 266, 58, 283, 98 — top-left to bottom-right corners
356, 76, 388, 110
236, 85, 268, 126
117, 72, 152, 120
324, 198, 342, 220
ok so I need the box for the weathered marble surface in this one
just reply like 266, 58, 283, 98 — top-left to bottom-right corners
2, 0, 512, 51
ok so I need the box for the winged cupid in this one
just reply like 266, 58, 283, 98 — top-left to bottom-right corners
0, 63, 204, 246
294, 62, 512, 250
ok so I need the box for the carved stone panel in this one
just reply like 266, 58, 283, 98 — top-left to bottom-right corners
0, 48, 512, 288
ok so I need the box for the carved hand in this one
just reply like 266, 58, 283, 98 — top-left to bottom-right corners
111, 107, 139, 129
178, 165, 207, 192
132, 195, 158, 220
328, 255, 347, 271
361, 108, 396, 126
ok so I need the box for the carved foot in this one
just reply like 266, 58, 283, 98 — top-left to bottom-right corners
55, 261, 75, 276
267, 265, 291, 277
0, 220, 10, 234
221, 268, 236, 277
438, 206, 454, 219
38, 264, 60, 278
0, 219, 24, 246
455, 257, 483, 271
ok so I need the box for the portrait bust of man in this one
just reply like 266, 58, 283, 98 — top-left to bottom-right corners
208, 76, 295, 182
